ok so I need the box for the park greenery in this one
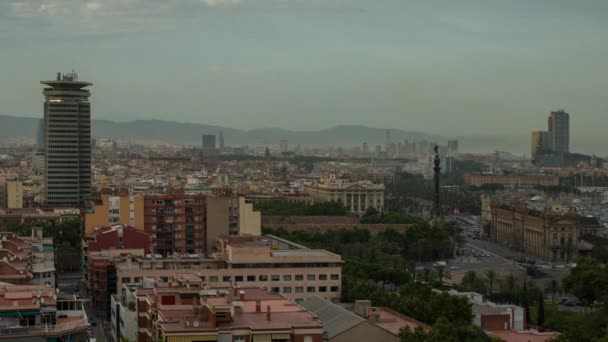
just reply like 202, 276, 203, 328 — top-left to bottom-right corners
266, 224, 492, 341
8, 218, 82, 251
254, 200, 348, 216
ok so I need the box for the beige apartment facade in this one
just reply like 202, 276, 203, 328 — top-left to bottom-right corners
6, 181, 23, 209
304, 175, 385, 214
115, 236, 342, 303
84, 194, 144, 236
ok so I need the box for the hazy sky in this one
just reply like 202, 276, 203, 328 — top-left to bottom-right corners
1, 0, 607, 152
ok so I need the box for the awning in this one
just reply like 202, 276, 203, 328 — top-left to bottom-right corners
0, 311, 40, 317
272, 334, 291, 339
252, 334, 272, 342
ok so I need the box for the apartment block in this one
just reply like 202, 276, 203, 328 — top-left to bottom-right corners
84, 193, 144, 236
114, 235, 342, 304
84, 225, 151, 319
114, 281, 324, 342
0, 228, 55, 287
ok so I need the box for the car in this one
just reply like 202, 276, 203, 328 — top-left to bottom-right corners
449, 266, 461, 270
562, 300, 577, 307
559, 298, 568, 305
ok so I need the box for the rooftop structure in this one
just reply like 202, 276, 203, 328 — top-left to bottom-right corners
0, 284, 88, 341
304, 174, 384, 215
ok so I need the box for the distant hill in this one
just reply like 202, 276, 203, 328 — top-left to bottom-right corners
0, 114, 526, 153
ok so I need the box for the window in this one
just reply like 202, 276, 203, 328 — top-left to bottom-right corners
331, 286, 340, 292
319, 286, 327, 293
259, 275, 268, 281
223, 276, 232, 282
295, 274, 304, 281
295, 287, 304, 293
295, 298, 304, 304
134, 277, 142, 284
271, 287, 280, 293
283, 287, 292, 293
271, 275, 280, 281
247, 275, 256, 282
331, 274, 339, 280
319, 274, 327, 280
235, 276, 244, 282
209, 276, 218, 282
121, 277, 130, 284
307, 275, 315, 281
234, 337, 246, 342
283, 275, 292, 281
307, 286, 316, 293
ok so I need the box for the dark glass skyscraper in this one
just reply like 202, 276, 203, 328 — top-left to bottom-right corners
41, 72, 92, 207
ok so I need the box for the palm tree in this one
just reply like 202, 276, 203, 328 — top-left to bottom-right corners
485, 270, 497, 295
546, 279, 560, 303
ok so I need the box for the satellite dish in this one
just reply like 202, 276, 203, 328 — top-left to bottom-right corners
193, 321, 200, 327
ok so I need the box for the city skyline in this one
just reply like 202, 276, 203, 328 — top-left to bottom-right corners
1, 1, 607, 153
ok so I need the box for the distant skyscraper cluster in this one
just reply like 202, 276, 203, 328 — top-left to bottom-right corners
531, 110, 570, 160
41, 72, 92, 207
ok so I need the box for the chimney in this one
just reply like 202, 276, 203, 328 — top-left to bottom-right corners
266, 305, 271, 321
239, 290, 245, 301
256, 299, 261, 313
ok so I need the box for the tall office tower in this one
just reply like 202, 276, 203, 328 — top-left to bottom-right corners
384, 130, 391, 152
279, 139, 288, 153
362, 142, 370, 154
218, 130, 225, 150
41, 72, 92, 207
548, 110, 570, 153
202, 134, 216, 149
447, 139, 459, 155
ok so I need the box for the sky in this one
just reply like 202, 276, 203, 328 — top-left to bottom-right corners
1, 0, 607, 153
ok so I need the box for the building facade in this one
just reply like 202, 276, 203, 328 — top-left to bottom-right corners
304, 175, 384, 215
114, 235, 342, 304
464, 173, 560, 187
490, 202, 603, 262
84, 194, 145, 236
42, 72, 92, 207
548, 110, 569, 154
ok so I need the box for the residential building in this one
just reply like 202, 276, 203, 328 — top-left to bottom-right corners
84, 193, 145, 236
280, 139, 289, 153
0, 228, 55, 287
238, 197, 262, 236
84, 225, 151, 320
136, 285, 324, 342
304, 175, 384, 214
42, 72, 92, 207
114, 235, 342, 303
301, 297, 427, 342
143, 190, 230, 256
0, 285, 89, 341
6, 181, 23, 209
450, 290, 558, 341
202, 134, 217, 150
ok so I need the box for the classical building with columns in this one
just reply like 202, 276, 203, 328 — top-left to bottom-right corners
490, 200, 603, 262
304, 175, 385, 215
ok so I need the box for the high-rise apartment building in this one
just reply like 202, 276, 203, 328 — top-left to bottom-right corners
548, 110, 569, 153
530, 131, 551, 159
202, 134, 217, 150
218, 130, 225, 150
280, 139, 289, 153
447, 139, 459, 155
42, 72, 92, 207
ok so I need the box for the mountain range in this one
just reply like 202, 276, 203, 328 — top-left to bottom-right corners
0, 115, 528, 154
